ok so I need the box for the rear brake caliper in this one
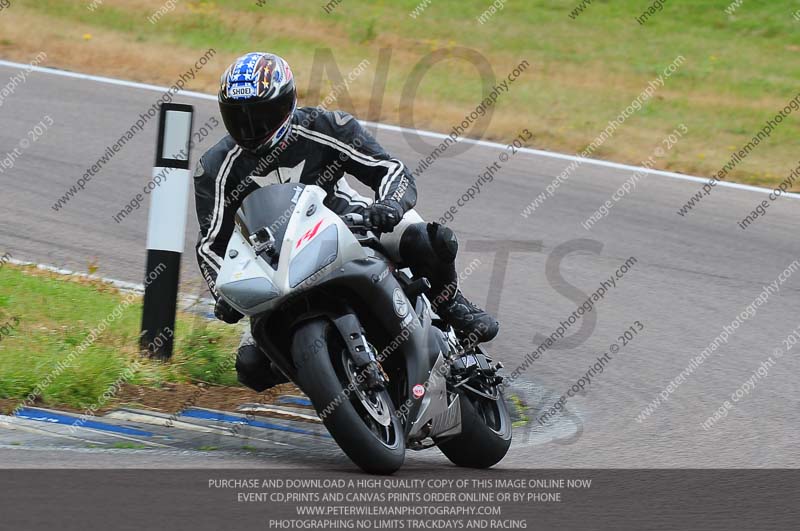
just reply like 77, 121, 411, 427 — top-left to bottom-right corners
450, 350, 504, 389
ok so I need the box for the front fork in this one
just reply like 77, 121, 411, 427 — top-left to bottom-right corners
331, 313, 387, 391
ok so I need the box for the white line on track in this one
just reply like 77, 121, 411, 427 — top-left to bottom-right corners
0, 415, 109, 445
103, 410, 290, 446
7, 258, 214, 305
7, 258, 145, 292
1, 59, 798, 199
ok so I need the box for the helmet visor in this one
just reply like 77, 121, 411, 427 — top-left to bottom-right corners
219, 89, 295, 151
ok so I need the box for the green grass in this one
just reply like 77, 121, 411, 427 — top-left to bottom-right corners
508, 394, 531, 428
197, 445, 219, 451
5, 0, 799, 186
0, 266, 242, 411
111, 442, 149, 450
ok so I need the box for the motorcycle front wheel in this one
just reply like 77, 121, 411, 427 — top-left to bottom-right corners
291, 319, 405, 475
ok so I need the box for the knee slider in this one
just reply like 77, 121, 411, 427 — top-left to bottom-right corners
236, 343, 266, 373
427, 222, 458, 263
236, 343, 273, 391
398, 222, 430, 262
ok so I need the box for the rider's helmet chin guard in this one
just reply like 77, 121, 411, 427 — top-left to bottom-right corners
218, 52, 297, 154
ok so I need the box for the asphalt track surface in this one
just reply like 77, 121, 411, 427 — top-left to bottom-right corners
1, 61, 799, 470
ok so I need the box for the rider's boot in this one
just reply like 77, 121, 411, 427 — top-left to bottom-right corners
236, 330, 289, 392
435, 290, 499, 344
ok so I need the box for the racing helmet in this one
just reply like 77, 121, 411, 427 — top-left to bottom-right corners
218, 52, 297, 152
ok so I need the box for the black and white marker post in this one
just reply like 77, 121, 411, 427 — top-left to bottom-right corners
140, 103, 194, 359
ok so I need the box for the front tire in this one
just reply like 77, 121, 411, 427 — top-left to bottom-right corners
291, 319, 405, 475
436, 388, 512, 468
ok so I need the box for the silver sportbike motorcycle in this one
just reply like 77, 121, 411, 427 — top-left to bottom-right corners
215, 183, 511, 474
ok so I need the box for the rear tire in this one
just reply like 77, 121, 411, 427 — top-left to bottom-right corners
436, 388, 512, 468
291, 319, 405, 475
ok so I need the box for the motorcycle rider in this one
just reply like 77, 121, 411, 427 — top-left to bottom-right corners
194, 52, 499, 392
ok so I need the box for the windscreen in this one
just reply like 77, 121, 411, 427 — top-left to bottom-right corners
235, 183, 304, 251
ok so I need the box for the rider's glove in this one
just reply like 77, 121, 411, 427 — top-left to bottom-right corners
366, 199, 403, 232
214, 298, 244, 324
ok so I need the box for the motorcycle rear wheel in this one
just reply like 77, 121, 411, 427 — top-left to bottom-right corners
435, 387, 512, 468
291, 319, 405, 475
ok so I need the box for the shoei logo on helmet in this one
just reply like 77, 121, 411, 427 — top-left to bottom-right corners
228, 84, 256, 99
412, 384, 425, 399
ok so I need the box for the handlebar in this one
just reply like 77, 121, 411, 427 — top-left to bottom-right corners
341, 212, 389, 244
340, 212, 394, 256
341, 212, 373, 231
341, 212, 365, 225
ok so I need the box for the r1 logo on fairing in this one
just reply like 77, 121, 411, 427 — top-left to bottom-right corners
295, 219, 324, 249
